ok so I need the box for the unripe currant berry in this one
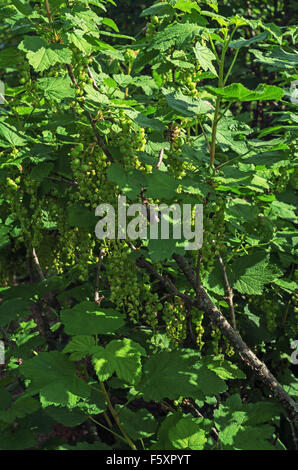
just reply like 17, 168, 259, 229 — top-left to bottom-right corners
72, 158, 80, 167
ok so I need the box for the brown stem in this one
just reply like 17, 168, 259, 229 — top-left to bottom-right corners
99, 381, 137, 450
138, 254, 298, 424
195, 250, 202, 294
156, 149, 164, 170
44, 0, 53, 23
199, 122, 211, 153
210, 97, 220, 165
87, 65, 100, 92
32, 247, 45, 281
218, 255, 236, 330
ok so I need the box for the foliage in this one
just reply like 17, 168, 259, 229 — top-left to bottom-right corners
0, 0, 297, 451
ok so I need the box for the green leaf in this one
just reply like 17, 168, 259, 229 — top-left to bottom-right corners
214, 394, 282, 429
0, 396, 40, 424
31, 162, 54, 182
0, 299, 31, 327
202, 261, 225, 296
127, 111, 166, 132
202, 356, 246, 380
214, 394, 282, 450
92, 338, 146, 385
132, 76, 159, 95
0, 427, 36, 450
66, 205, 98, 231
78, 388, 106, 415
219, 423, 276, 450
102, 17, 119, 32
138, 349, 226, 401
250, 47, 298, 70
148, 23, 202, 52
11, 0, 33, 16
44, 406, 88, 427
0, 121, 27, 147
273, 278, 297, 294
168, 416, 210, 450
163, 88, 212, 117
64, 31, 93, 55
116, 406, 157, 440
19, 37, 72, 72
226, 198, 258, 224
112, 74, 133, 87
265, 200, 297, 221
19, 351, 91, 406
181, 175, 211, 196
106, 164, 146, 199
204, 117, 249, 154
152, 412, 182, 449
146, 169, 179, 200
63, 336, 98, 361
148, 238, 186, 262
206, 83, 284, 102
37, 77, 75, 101
194, 42, 218, 76
229, 31, 268, 49
61, 301, 125, 336
85, 84, 110, 104
174, 0, 201, 13
231, 253, 277, 295
192, 362, 227, 397
140, 2, 174, 17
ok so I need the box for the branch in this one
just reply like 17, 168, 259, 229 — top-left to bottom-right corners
44, 0, 53, 23
138, 253, 298, 424
99, 381, 137, 450
218, 255, 236, 330
32, 247, 45, 281
156, 149, 164, 170
198, 122, 211, 153
87, 65, 100, 92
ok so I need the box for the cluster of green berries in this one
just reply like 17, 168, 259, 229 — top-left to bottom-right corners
162, 300, 187, 346
202, 197, 227, 271
70, 141, 113, 209
192, 309, 205, 350
145, 16, 159, 39
108, 112, 147, 169
106, 244, 163, 329
106, 244, 143, 323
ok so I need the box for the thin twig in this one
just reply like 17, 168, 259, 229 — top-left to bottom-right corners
44, 0, 59, 41
87, 65, 100, 92
32, 247, 45, 281
138, 253, 298, 424
156, 149, 164, 170
99, 381, 137, 450
183, 398, 219, 441
199, 122, 211, 153
218, 255, 236, 330
195, 250, 202, 294
44, 0, 53, 23
47, 176, 78, 186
